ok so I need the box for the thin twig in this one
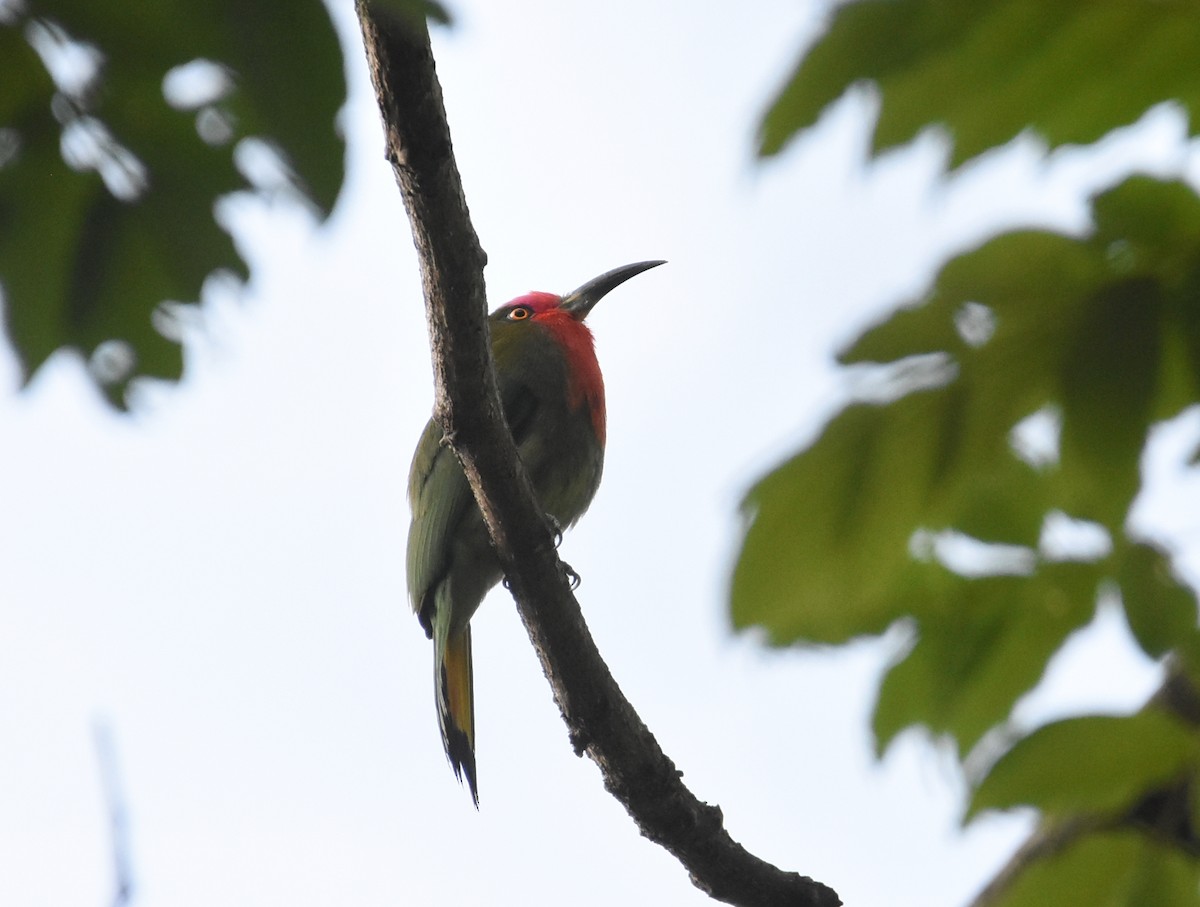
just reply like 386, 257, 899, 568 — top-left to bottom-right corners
354, 6, 839, 905
93, 720, 134, 907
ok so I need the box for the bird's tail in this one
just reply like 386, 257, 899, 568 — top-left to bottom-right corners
434, 622, 478, 805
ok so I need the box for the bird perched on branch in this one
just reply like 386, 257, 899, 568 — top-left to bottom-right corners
406, 260, 665, 805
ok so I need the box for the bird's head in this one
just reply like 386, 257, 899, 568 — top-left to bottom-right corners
489, 260, 665, 328
488, 261, 665, 445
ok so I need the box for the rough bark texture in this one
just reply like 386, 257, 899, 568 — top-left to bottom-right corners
355, 5, 840, 905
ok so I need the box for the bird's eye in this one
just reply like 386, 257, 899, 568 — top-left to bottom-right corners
507, 306, 531, 321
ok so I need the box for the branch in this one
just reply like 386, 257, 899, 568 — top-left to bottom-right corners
354, 6, 840, 905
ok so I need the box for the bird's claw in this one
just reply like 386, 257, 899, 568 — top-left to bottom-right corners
562, 562, 581, 591
547, 516, 565, 548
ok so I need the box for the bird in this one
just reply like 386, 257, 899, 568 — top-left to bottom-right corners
406, 260, 665, 805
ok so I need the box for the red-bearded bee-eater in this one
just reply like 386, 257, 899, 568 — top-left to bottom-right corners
407, 260, 665, 805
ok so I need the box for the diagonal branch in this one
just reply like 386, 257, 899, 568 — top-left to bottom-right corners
354, 6, 840, 905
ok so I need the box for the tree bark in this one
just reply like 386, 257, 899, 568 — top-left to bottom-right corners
354, 5, 840, 906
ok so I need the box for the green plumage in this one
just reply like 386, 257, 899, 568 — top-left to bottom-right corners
405, 261, 664, 805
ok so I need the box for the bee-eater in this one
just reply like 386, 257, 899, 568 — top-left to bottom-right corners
407, 260, 664, 804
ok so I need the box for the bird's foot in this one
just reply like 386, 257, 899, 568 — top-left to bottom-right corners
546, 515, 565, 548
562, 561, 581, 591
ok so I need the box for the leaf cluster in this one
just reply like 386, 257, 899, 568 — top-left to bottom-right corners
736, 2, 1200, 901
0, 0, 346, 405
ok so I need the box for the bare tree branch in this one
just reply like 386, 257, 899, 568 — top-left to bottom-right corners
93, 721, 134, 907
353, 5, 840, 905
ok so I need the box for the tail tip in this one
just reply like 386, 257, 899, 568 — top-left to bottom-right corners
444, 726, 479, 808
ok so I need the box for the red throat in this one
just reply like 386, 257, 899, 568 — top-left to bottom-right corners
522, 300, 606, 446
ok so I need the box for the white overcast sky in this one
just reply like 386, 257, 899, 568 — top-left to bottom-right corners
3, 2, 1198, 906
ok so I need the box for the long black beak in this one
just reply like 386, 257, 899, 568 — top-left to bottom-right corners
559, 260, 666, 319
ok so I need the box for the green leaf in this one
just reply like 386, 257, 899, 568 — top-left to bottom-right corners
37, 0, 346, 213
733, 175, 1200, 766
969, 713, 1200, 819
1091, 177, 1200, 417
1117, 540, 1200, 665
1092, 174, 1200, 271
733, 321, 1058, 648
843, 230, 1108, 449
0, 0, 347, 405
759, 0, 1200, 169
874, 562, 1099, 755
993, 831, 1200, 907
1056, 277, 1162, 526
732, 385, 966, 644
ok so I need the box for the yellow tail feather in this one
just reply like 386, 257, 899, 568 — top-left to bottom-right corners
436, 625, 477, 805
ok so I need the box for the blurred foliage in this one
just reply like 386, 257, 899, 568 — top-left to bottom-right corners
738, 0, 1200, 901
0, 0, 347, 406
968, 713, 1200, 820
758, 0, 1200, 168
998, 831, 1200, 907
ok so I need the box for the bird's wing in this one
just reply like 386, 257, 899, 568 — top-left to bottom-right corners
500, 378, 540, 448
405, 379, 540, 633
406, 417, 475, 632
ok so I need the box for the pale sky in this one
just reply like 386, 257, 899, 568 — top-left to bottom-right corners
1, 2, 1194, 906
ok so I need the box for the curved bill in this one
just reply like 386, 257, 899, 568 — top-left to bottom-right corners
559, 260, 666, 319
